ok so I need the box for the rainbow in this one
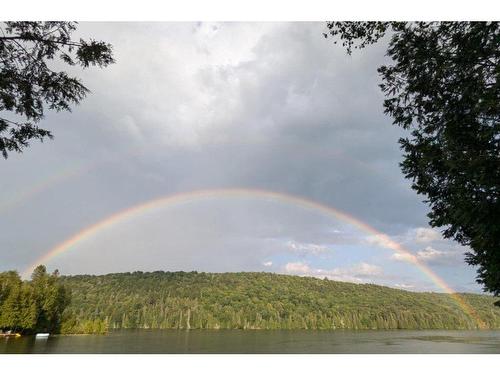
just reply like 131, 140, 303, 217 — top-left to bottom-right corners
0, 148, 390, 215
22, 188, 486, 328
0, 164, 87, 214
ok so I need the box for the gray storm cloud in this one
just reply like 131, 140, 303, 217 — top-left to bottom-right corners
0, 22, 479, 291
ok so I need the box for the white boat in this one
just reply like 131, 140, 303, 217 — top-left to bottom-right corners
35, 333, 50, 338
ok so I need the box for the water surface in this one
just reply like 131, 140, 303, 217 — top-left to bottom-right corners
2, 329, 500, 354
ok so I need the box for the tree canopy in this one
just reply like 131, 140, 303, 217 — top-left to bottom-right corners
2, 269, 500, 333
0, 21, 114, 158
0, 265, 70, 334
59, 271, 500, 330
324, 22, 500, 295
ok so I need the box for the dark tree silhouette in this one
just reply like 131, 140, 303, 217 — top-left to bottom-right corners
0, 22, 114, 158
324, 22, 500, 295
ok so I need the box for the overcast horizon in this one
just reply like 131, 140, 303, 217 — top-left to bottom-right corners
0, 22, 483, 293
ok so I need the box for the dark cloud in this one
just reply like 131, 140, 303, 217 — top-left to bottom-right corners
0, 23, 479, 291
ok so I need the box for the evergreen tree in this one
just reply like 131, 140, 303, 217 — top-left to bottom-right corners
0, 265, 70, 333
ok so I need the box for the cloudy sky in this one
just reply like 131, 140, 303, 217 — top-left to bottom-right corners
0, 22, 481, 293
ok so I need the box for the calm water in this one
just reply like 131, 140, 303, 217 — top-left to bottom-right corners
2, 329, 500, 354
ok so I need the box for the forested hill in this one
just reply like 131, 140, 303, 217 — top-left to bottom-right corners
59, 271, 500, 331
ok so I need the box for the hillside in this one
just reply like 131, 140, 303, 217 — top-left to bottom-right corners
58, 271, 500, 332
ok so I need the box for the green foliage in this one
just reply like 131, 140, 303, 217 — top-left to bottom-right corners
325, 22, 500, 295
59, 271, 500, 330
0, 21, 114, 158
60, 315, 109, 335
0, 266, 70, 334
3, 268, 499, 333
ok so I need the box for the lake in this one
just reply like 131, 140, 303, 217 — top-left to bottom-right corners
2, 329, 500, 354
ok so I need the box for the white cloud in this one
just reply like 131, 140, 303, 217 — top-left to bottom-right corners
195, 22, 220, 39
285, 240, 328, 255
391, 253, 415, 262
284, 262, 312, 274
283, 261, 383, 284
364, 234, 399, 251
416, 246, 453, 262
347, 262, 383, 277
391, 246, 461, 265
394, 283, 414, 290
412, 227, 442, 243
262, 261, 273, 267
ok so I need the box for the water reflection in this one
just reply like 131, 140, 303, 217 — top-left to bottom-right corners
2, 329, 500, 354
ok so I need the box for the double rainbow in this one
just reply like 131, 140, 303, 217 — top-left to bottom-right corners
22, 188, 486, 328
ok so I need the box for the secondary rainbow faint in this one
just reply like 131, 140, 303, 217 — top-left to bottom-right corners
22, 187, 486, 328
0, 162, 95, 214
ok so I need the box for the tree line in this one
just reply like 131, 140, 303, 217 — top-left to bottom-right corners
2, 268, 500, 334
59, 270, 500, 331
